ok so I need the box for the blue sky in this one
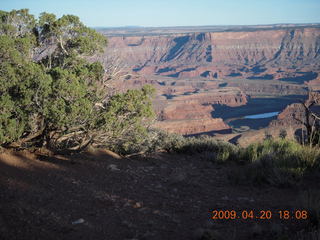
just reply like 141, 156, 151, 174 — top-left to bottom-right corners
1, 0, 320, 27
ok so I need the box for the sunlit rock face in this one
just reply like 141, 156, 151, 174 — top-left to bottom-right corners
99, 27, 320, 135
105, 28, 320, 81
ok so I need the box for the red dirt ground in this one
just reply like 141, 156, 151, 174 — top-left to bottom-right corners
0, 149, 318, 240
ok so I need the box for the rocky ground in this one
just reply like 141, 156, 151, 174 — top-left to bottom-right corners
0, 149, 318, 240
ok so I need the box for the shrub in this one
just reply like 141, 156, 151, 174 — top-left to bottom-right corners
155, 133, 239, 162
264, 130, 273, 140
239, 139, 320, 186
161, 135, 320, 186
0, 9, 155, 152
279, 129, 287, 139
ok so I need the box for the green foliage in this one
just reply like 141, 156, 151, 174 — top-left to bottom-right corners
0, 9, 155, 152
47, 67, 93, 128
264, 130, 273, 140
94, 85, 156, 154
0, 34, 52, 144
309, 128, 320, 147
0, 9, 36, 38
238, 139, 320, 186
36, 12, 108, 69
158, 133, 319, 186
153, 133, 239, 162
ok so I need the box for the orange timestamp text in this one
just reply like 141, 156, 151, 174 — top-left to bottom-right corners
211, 210, 308, 220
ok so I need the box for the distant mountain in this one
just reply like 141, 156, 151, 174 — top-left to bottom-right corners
97, 23, 320, 37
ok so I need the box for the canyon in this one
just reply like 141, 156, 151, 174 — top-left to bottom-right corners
99, 25, 320, 138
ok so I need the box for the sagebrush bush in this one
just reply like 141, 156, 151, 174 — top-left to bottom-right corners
238, 139, 320, 186
158, 134, 320, 186
152, 133, 239, 162
107, 128, 171, 155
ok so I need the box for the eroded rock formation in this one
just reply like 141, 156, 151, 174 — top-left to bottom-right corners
99, 26, 320, 135
104, 28, 320, 82
152, 87, 246, 135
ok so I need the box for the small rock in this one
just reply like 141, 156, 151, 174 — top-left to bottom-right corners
108, 164, 120, 171
72, 218, 85, 225
133, 202, 142, 208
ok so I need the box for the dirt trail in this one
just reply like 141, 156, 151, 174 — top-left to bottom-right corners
0, 149, 316, 240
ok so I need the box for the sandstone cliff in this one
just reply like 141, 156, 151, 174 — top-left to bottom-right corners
105, 28, 320, 82
152, 87, 246, 135
270, 91, 320, 130
100, 27, 320, 136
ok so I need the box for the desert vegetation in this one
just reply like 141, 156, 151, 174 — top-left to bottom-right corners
0, 9, 155, 153
157, 134, 320, 185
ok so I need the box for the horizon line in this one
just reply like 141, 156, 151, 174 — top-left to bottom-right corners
92, 22, 320, 29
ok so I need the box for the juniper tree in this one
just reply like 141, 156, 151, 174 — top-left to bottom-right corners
0, 9, 155, 152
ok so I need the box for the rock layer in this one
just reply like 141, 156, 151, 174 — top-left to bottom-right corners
153, 118, 231, 135
105, 28, 320, 81
100, 27, 320, 135
152, 87, 246, 135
